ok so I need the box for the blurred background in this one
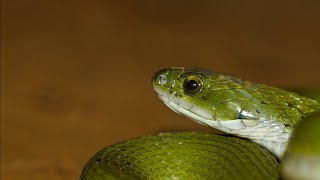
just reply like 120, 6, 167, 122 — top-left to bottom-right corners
1, 0, 320, 179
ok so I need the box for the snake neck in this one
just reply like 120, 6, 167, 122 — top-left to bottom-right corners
198, 118, 290, 159
159, 94, 289, 158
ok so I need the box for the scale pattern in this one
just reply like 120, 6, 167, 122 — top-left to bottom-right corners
204, 76, 320, 126
80, 132, 279, 180
153, 68, 320, 127
152, 68, 320, 158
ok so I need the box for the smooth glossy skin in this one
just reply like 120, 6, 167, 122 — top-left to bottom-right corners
80, 68, 320, 180
281, 112, 320, 179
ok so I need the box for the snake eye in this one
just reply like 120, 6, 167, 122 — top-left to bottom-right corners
183, 76, 203, 96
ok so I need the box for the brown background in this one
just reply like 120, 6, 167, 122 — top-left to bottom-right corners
1, 1, 320, 179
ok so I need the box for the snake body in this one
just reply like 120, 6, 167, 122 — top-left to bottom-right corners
80, 68, 320, 180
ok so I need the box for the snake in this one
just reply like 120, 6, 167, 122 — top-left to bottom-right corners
80, 67, 320, 180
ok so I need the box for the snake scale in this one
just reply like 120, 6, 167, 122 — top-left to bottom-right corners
80, 67, 320, 180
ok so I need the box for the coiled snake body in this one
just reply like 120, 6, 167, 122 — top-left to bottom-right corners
80, 68, 320, 180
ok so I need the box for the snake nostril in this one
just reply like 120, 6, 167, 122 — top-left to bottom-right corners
159, 75, 167, 85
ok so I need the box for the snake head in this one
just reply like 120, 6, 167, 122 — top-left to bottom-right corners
152, 67, 249, 122
152, 67, 218, 123
152, 67, 320, 159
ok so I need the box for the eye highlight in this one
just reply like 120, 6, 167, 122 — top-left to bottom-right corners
183, 75, 203, 96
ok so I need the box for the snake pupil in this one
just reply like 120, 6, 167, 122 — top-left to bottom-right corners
183, 75, 203, 96
187, 80, 198, 90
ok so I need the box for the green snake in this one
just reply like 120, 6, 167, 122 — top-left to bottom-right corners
80, 67, 320, 180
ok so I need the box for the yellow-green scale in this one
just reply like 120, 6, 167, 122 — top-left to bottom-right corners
80, 132, 279, 180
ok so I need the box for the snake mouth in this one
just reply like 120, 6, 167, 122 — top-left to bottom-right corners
154, 86, 215, 124
157, 94, 212, 127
